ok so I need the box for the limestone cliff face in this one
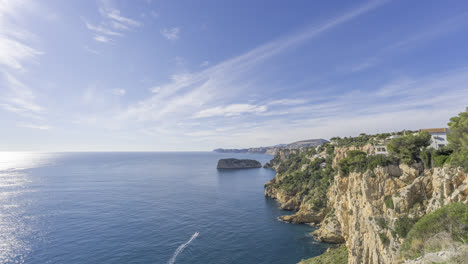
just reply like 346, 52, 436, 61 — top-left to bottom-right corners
322, 160, 468, 264
332, 143, 375, 168
264, 177, 302, 210
265, 144, 468, 263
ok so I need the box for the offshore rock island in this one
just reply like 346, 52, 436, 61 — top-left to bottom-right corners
216, 158, 262, 169
263, 107, 468, 264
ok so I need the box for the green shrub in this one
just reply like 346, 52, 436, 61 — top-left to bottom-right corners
375, 217, 387, 229
387, 132, 431, 164
433, 155, 450, 167
420, 147, 433, 168
385, 196, 394, 209
394, 215, 417, 238
339, 151, 397, 175
447, 107, 468, 171
379, 232, 390, 245
272, 146, 336, 212
299, 245, 348, 264
367, 154, 395, 170
400, 202, 468, 259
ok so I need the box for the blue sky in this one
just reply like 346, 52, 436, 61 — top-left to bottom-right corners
1, 0, 468, 151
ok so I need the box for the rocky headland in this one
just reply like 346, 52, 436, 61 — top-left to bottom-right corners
263, 110, 468, 264
216, 158, 262, 169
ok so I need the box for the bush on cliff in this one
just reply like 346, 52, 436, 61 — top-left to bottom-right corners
298, 245, 348, 264
331, 134, 374, 147
447, 106, 468, 171
420, 147, 453, 169
400, 202, 468, 259
338, 151, 396, 175
387, 131, 431, 164
394, 215, 418, 238
272, 148, 335, 211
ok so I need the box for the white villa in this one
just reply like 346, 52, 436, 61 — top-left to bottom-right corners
375, 128, 449, 155
420, 128, 449, 150
375, 135, 401, 155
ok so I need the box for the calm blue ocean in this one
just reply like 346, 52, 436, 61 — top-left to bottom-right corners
0, 152, 328, 264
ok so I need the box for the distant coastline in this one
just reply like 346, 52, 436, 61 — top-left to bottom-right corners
213, 138, 328, 155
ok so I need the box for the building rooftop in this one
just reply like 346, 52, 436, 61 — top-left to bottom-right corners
420, 128, 448, 133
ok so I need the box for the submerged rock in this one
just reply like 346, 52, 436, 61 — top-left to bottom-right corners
216, 158, 262, 169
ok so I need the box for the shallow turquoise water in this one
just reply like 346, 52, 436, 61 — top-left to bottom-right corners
0, 152, 327, 263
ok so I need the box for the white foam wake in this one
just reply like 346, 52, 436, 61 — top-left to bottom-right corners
167, 232, 199, 264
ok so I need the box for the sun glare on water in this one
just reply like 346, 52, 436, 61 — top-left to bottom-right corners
0, 152, 59, 263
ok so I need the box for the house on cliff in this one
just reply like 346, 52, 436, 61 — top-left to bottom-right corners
419, 128, 449, 149
375, 135, 401, 155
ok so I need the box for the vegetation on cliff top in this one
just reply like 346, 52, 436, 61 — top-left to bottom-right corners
330, 130, 416, 148
271, 146, 335, 211
400, 202, 468, 260
386, 131, 431, 165
298, 245, 348, 264
448, 106, 468, 171
338, 150, 398, 175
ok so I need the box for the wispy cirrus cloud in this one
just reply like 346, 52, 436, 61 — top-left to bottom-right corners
94, 35, 111, 43
161, 27, 180, 40
83, 0, 141, 43
0, 0, 46, 123
18, 122, 50, 130
347, 12, 468, 73
193, 104, 268, 118
106, 0, 468, 150
1, 73, 43, 115
110, 0, 390, 147
120, 0, 388, 123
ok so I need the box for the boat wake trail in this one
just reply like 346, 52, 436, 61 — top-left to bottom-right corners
167, 232, 199, 264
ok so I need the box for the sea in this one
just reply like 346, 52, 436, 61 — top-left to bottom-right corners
0, 152, 328, 264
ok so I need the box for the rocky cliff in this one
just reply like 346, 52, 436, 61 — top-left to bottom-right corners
321, 163, 468, 264
265, 142, 468, 263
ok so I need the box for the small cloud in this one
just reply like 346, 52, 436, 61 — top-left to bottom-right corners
150, 86, 161, 93
84, 46, 100, 54
200, 61, 209, 67
83, 1, 141, 43
111, 88, 126, 96
267, 99, 307, 106
18, 123, 50, 130
84, 20, 122, 36
94, 35, 111, 43
109, 20, 130, 30
170, 73, 191, 83
161, 27, 180, 40
103, 8, 141, 27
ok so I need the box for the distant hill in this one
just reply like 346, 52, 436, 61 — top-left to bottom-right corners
213, 139, 328, 155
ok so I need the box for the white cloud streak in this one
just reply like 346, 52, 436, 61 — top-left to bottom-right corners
84, 0, 141, 43
18, 122, 50, 130
161, 27, 180, 40
120, 0, 388, 123
193, 104, 268, 118
0, 0, 45, 121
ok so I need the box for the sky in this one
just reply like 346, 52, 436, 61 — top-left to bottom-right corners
1, 0, 468, 151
